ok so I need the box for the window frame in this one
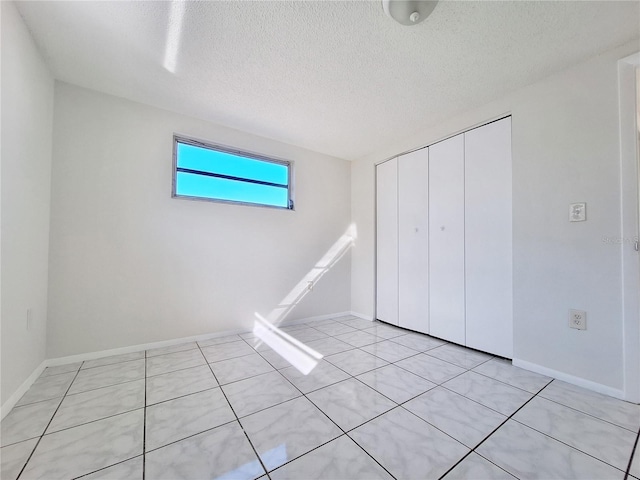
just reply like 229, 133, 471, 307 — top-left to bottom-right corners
172, 134, 294, 211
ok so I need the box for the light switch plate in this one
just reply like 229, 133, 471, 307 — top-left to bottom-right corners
569, 203, 586, 222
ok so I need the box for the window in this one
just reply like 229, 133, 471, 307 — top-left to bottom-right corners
173, 135, 293, 210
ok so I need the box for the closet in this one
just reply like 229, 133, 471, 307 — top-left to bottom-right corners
375, 117, 512, 358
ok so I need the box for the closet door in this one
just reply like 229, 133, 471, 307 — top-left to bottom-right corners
376, 158, 399, 325
398, 148, 429, 334
465, 118, 513, 357
428, 135, 465, 344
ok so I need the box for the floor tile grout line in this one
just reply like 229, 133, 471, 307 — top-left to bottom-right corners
241, 337, 398, 479
299, 380, 398, 479
196, 342, 271, 478
39, 405, 146, 437
143, 418, 239, 454
625, 427, 640, 479
80, 356, 146, 371
507, 415, 631, 475
60, 375, 145, 398
142, 350, 147, 480
435, 379, 551, 480
15, 362, 84, 480
533, 383, 640, 433
71, 455, 143, 479
533, 390, 640, 434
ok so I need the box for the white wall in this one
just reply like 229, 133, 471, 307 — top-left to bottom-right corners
47, 83, 351, 358
352, 40, 639, 395
1, 2, 54, 405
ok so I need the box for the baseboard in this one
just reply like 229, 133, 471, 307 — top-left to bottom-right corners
512, 358, 626, 401
349, 311, 374, 321
48, 311, 356, 367
1, 361, 47, 421
45, 327, 253, 367
2, 310, 356, 419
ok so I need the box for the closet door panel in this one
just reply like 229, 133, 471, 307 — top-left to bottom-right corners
465, 118, 513, 358
376, 158, 399, 325
398, 148, 429, 334
428, 135, 466, 344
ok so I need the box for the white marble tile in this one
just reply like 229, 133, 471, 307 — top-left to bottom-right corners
513, 396, 637, 471
472, 358, 552, 393
477, 420, 624, 479
16, 372, 75, 406
145, 348, 206, 377
280, 360, 350, 394
360, 340, 419, 363
279, 323, 312, 332
350, 407, 469, 479
395, 353, 466, 384
146, 364, 217, 405
81, 351, 144, 370
307, 378, 395, 431
357, 364, 436, 404
270, 434, 392, 480
443, 371, 533, 415
442, 452, 516, 480
209, 354, 275, 385
539, 380, 640, 431
201, 340, 256, 363
334, 330, 381, 348
305, 337, 354, 356
145, 341, 198, 358
257, 349, 295, 369
240, 396, 342, 471
239, 331, 258, 340
197, 334, 243, 348
404, 387, 506, 448
289, 328, 329, 343
80, 456, 143, 479
40, 362, 82, 377
68, 359, 145, 395
0, 438, 38, 480
426, 343, 493, 369
313, 322, 358, 336
247, 338, 275, 352
325, 349, 389, 376
1, 398, 61, 447
222, 371, 301, 417
21, 410, 144, 480
335, 317, 376, 330
145, 421, 265, 480
389, 333, 447, 351
361, 325, 405, 339
145, 388, 235, 451
47, 379, 144, 433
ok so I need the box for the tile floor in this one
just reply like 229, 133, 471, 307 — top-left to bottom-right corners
2, 315, 639, 480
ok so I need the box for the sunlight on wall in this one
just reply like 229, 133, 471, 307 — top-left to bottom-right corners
252, 224, 358, 374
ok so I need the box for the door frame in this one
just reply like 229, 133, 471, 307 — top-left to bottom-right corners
618, 52, 640, 403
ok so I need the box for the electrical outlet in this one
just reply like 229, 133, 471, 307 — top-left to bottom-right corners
569, 309, 586, 330
26, 308, 33, 330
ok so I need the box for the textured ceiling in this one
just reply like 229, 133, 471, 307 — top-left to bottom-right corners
15, 1, 640, 160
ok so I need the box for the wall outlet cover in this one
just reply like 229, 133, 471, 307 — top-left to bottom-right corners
569, 203, 586, 222
569, 309, 587, 330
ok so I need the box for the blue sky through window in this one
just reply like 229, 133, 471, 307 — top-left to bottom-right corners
175, 140, 290, 208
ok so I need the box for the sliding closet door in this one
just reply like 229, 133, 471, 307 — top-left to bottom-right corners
376, 158, 399, 325
428, 135, 465, 344
398, 148, 429, 334
465, 118, 513, 357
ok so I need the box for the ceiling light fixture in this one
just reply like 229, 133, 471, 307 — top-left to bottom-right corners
382, 0, 438, 26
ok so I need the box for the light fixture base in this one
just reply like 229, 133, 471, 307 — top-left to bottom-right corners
382, 0, 438, 26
